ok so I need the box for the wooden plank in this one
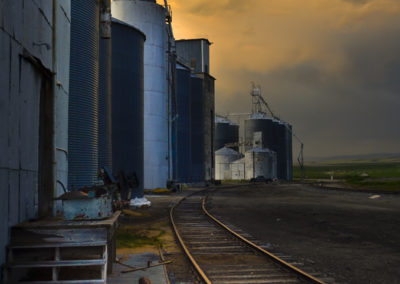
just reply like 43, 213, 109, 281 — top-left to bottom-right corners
14, 211, 121, 230
9, 241, 107, 249
7, 259, 106, 268
18, 280, 105, 284
11, 227, 108, 245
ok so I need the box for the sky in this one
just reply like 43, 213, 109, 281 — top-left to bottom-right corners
161, 0, 400, 159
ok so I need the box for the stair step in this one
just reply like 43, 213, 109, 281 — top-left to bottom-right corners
9, 241, 107, 249
17, 280, 105, 283
7, 259, 106, 268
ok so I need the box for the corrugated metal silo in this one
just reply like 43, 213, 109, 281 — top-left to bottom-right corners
215, 147, 243, 180
174, 62, 192, 182
111, 19, 146, 198
98, 35, 112, 172
112, 0, 169, 190
245, 113, 274, 150
68, 0, 100, 189
190, 75, 205, 182
215, 116, 239, 151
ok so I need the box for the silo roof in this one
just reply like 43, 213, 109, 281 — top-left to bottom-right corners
111, 18, 146, 40
249, 112, 273, 120
215, 115, 238, 126
216, 147, 241, 156
246, 147, 276, 154
232, 157, 245, 164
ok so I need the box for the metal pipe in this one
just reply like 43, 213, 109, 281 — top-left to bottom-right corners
51, 0, 58, 215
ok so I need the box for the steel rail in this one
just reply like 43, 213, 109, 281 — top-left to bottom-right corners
201, 196, 326, 284
170, 193, 212, 284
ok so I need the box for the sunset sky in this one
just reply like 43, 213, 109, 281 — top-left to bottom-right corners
159, 0, 400, 159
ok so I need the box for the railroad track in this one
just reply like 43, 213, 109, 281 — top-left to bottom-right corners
170, 187, 329, 284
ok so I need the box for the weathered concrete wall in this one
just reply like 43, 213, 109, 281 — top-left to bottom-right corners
0, 0, 71, 268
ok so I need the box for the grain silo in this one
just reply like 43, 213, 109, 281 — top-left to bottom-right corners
231, 158, 246, 180
245, 148, 277, 180
215, 116, 239, 151
111, 19, 146, 198
245, 113, 274, 150
174, 62, 192, 183
98, 31, 112, 172
68, 0, 100, 189
176, 39, 215, 183
215, 148, 243, 180
112, 0, 170, 190
190, 74, 205, 182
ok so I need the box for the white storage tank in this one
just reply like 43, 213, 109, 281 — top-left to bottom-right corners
231, 158, 246, 180
215, 147, 243, 180
112, 0, 170, 190
245, 148, 277, 180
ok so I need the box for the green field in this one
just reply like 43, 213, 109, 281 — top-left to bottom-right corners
293, 158, 400, 193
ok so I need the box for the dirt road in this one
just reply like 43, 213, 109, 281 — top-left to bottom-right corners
207, 183, 400, 284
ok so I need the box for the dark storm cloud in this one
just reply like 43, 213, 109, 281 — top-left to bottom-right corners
170, 0, 400, 157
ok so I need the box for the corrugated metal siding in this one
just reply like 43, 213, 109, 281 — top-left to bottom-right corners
111, 20, 145, 198
68, 0, 100, 189
174, 65, 192, 182
190, 76, 205, 182
98, 37, 112, 171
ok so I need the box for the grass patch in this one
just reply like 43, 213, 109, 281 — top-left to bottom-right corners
346, 179, 400, 192
116, 228, 165, 249
294, 161, 400, 192
294, 162, 400, 180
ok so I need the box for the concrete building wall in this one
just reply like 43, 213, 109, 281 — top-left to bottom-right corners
0, 0, 70, 267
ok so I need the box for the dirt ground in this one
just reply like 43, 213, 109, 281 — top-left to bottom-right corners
207, 183, 400, 284
116, 190, 201, 283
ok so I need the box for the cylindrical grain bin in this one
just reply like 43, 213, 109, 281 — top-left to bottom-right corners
215, 116, 239, 151
112, 0, 170, 190
111, 18, 146, 198
68, 0, 100, 189
245, 113, 274, 150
